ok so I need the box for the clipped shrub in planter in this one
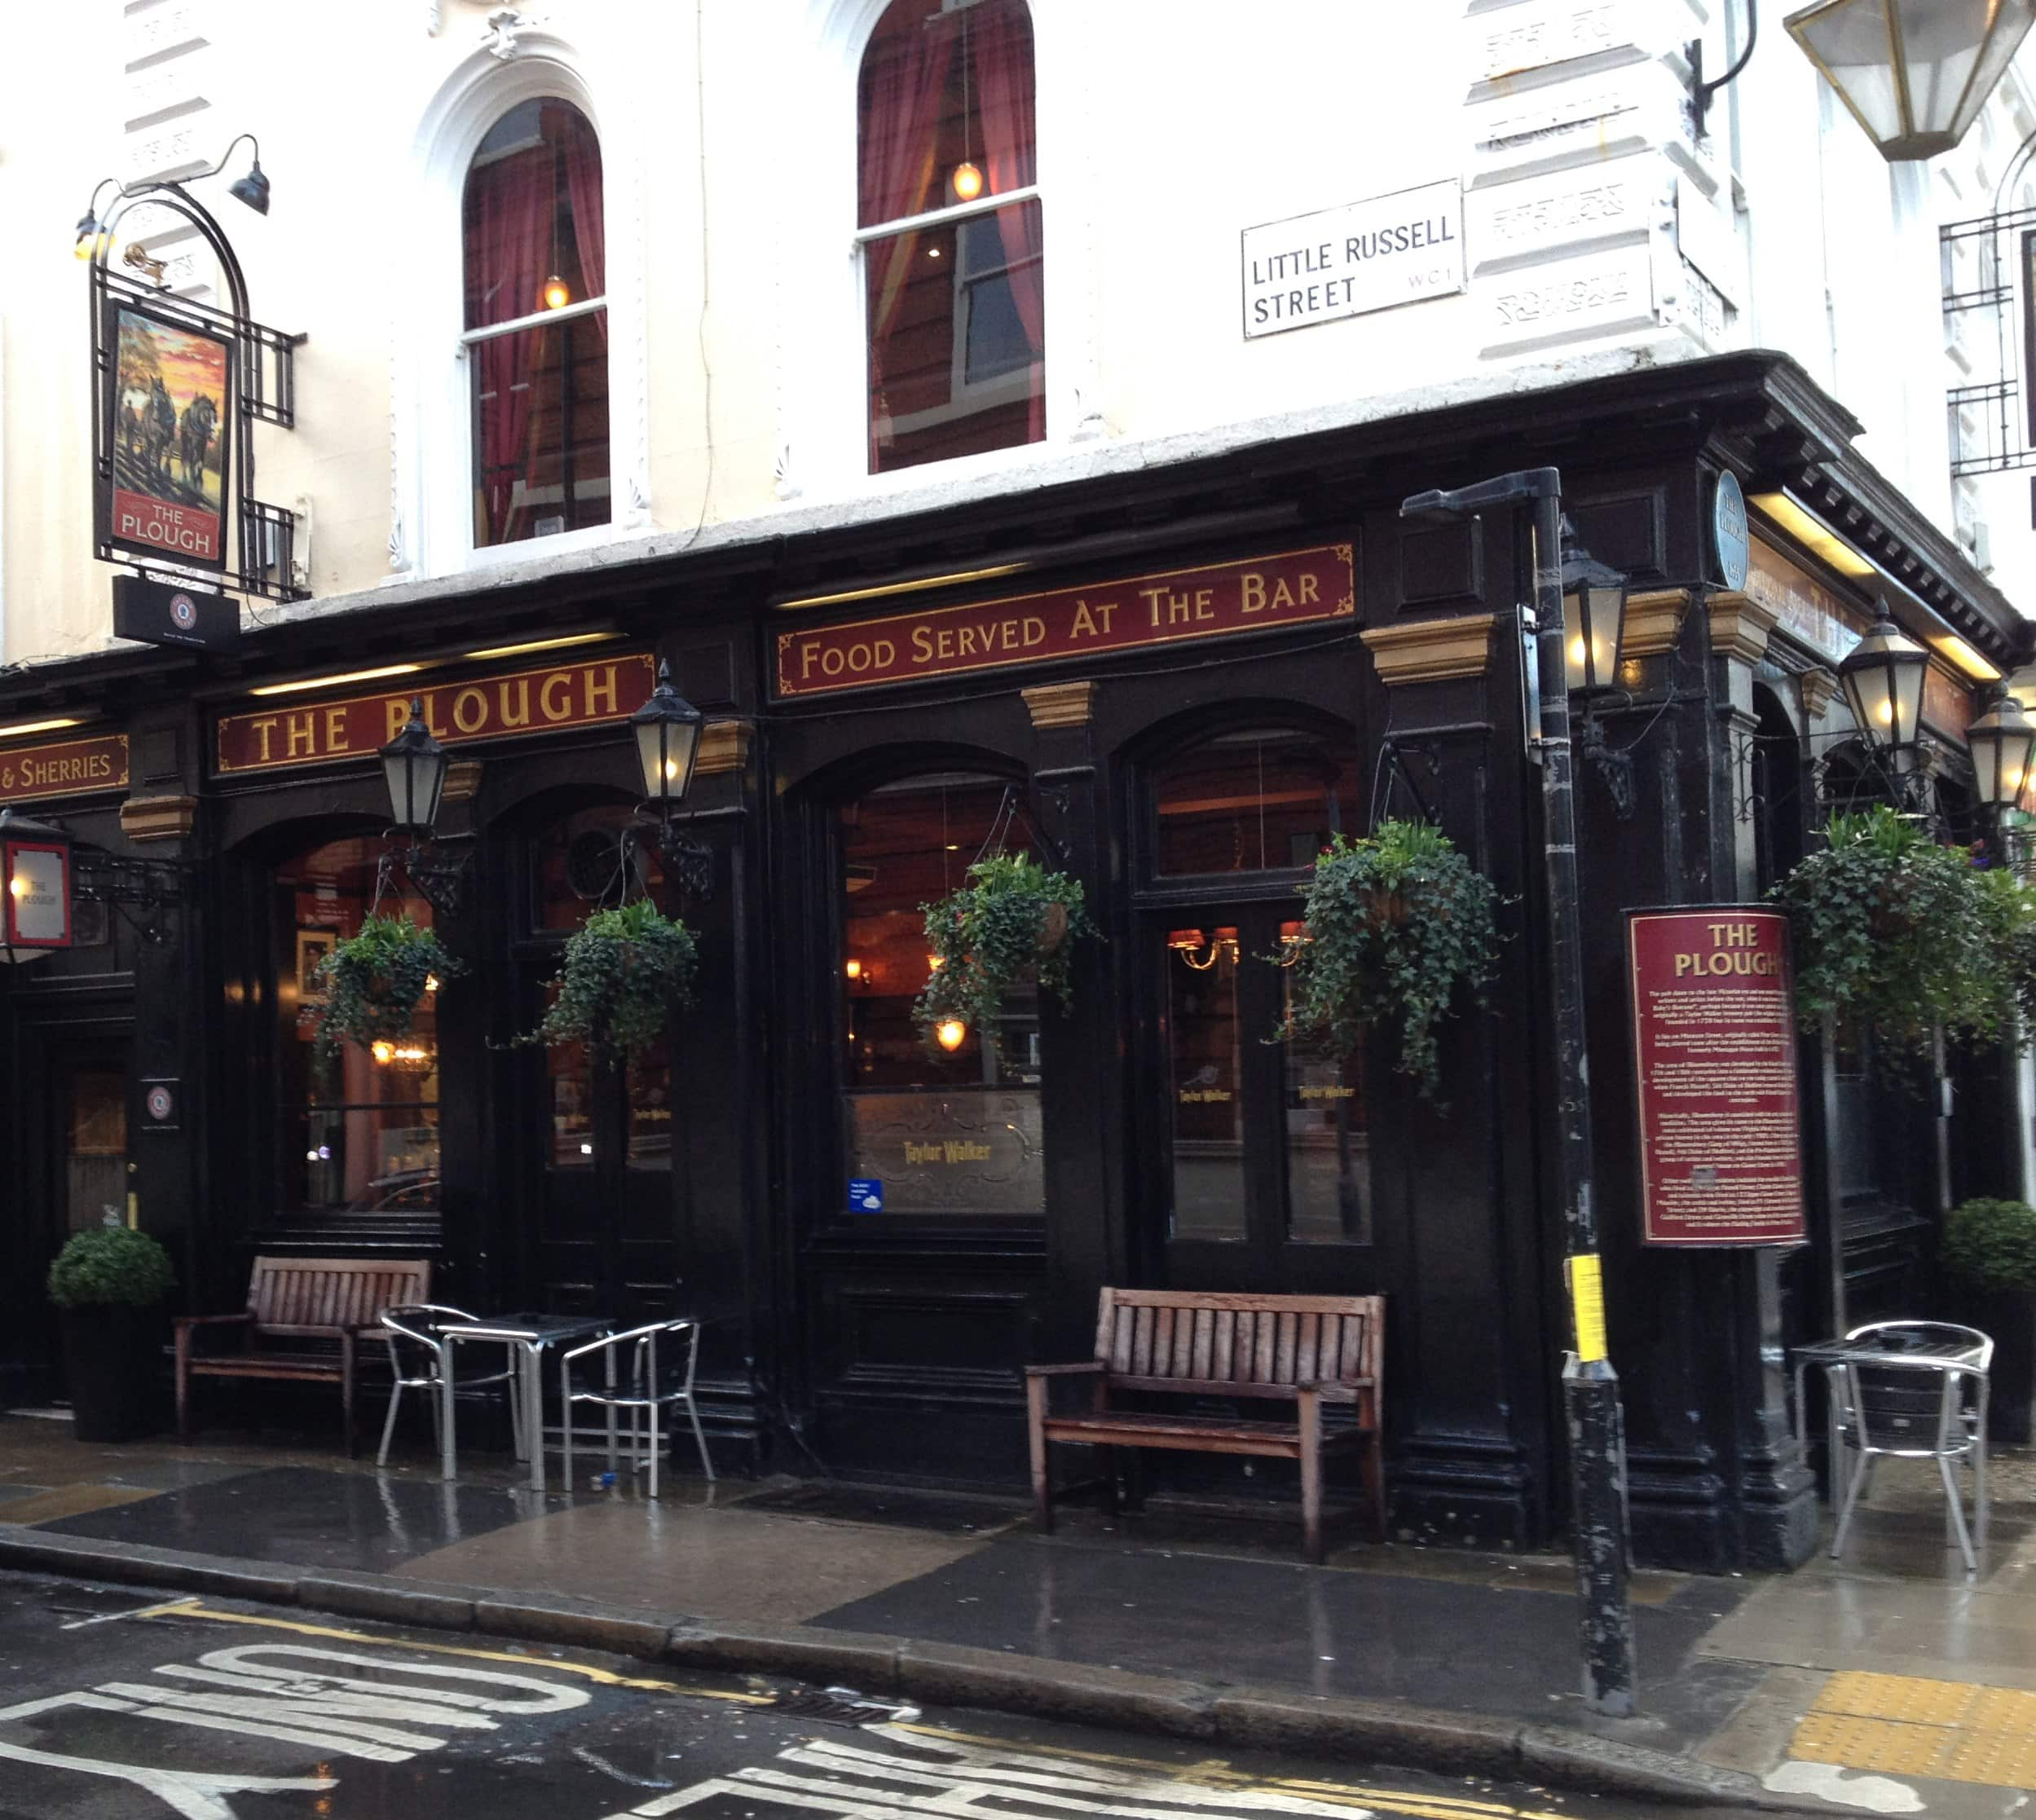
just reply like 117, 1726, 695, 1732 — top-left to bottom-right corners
521, 897, 698, 1063
311, 913, 461, 1064
1940, 1196, 2036, 1443
1276, 818, 1501, 1100
1771, 807, 2004, 1065
915, 851, 1098, 1044
46, 1225, 176, 1443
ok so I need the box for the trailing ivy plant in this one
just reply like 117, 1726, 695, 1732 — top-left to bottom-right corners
519, 897, 698, 1064
1940, 1196, 2036, 1296
1276, 818, 1501, 1100
47, 1225, 175, 1311
915, 851, 1099, 1044
311, 914, 462, 1066
1769, 806, 2005, 1062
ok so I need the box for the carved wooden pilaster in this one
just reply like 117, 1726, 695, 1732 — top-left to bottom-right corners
1360, 613, 1496, 685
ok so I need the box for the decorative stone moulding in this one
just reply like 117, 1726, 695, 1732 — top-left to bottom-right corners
119, 795, 197, 843
1022, 682, 1096, 729
694, 721, 752, 778
1360, 614, 1498, 685
1797, 667, 1840, 723
1620, 588, 1690, 660
1707, 592, 1778, 667
442, 760, 484, 805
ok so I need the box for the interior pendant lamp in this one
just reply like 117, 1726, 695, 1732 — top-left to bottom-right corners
631, 662, 705, 811
1559, 527, 1630, 694
1968, 689, 2036, 811
380, 698, 450, 836
1837, 607, 1930, 752
1784, 0, 2036, 162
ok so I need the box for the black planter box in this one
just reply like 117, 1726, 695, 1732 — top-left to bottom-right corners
59, 1304, 165, 1443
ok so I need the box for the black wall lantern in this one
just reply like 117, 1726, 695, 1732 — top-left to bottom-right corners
1837, 607, 1931, 756
1968, 688, 2036, 813
0, 808, 73, 964
1785, 0, 2036, 162
377, 699, 468, 919
1560, 527, 1631, 695
628, 663, 713, 901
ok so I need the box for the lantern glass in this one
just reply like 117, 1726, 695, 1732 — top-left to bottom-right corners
1785, 0, 2036, 161
629, 663, 705, 806
1969, 696, 2036, 809
378, 703, 449, 834
1838, 615, 1930, 751
1559, 546, 1628, 694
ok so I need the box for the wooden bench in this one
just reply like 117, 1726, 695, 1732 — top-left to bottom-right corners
174, 1256, 431, 1455
1025, 1288, 1384, 1562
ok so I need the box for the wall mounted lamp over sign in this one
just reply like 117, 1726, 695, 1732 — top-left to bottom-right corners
1785, 0, 2036, 161
378, 699, 470, 920
0, 808, 73, 965
1836, 606, 1931, 758
1559, 525, 1630, 695
629, 661, 713, 901
1967, 689, 2036, 813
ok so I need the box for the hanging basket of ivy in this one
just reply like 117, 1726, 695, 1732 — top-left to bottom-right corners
519, 897, 698, 1064
311, 914, 462, 1065
1770, 806, 2007, 1061
1276, 819, 1501, 1100
914, 851, 1098, 1043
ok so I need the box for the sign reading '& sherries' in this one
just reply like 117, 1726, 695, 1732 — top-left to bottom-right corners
1626, 908, 1807, 1247
774, 544, 1354, 698
0, 734, 130, 805
1241, 180, 1465, 338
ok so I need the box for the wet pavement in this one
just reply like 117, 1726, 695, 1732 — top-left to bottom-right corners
0, 1574, 1740, 1820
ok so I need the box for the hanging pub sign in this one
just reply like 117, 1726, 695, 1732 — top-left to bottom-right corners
0, 811, 73, 962
1625, 906, 1806, 1247
112, 572, 240, 652
775, 544, 1355, 699
99, 297, 234, 573
214, 651, 657, 775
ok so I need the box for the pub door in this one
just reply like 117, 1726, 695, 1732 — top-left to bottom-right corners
1152, 901, 1372, 1295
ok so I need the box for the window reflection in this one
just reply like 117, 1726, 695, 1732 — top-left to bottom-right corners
1152, 729, 1357, 875
1167, 935, 1245, 1241
1280, 934, 1370, 1245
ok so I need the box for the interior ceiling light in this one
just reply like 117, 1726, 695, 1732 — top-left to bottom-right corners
0, 716, 84, 740
249, 663, 425, 698
462, 632, 619, 661
1747, 491, 1877, 579
1937, 635, 2003, 683
773, 562, 1031, 613
542, 274, 571, 310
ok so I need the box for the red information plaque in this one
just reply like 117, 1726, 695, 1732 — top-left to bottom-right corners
1626, 906, 1807, 1248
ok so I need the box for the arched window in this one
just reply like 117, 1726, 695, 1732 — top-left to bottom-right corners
857, 0, 1042, 474
462, 98, 609, 546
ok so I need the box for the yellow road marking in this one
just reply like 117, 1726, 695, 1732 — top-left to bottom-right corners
138, 1602, 770, 1702
895, 1721, 1571, 1820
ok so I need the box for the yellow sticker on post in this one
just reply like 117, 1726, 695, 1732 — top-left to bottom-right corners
1567, 1253, 1609, 1363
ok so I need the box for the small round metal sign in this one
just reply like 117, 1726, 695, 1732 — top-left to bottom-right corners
169, 592, 198, 631
145, 1083, 174, 1122
1712, 470, 1750, 591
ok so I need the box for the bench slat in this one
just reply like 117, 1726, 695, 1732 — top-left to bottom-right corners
1214, 1309, 1235, 1380
1153, 1305, 1174, 1377
1192, 1307, 1213, 1379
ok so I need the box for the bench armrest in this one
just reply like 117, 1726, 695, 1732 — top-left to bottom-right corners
1025, 1362, 1108, 1378
1296, 1378, 1373, 1400
174, 1313, 253, 1331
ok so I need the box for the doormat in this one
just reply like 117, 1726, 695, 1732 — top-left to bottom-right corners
729, 1481, 1026, 1536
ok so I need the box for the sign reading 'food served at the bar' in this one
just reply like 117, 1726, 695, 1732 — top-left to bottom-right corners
0, 734, 130, 805
774, 544, 1355, 699
1626, 907, 1806, 1248
215, 653, 655, 775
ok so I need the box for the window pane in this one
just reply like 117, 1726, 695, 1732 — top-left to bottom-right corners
471, 315, 610, 545
857, 0, 1035, 228
465, 99, 604, 328
840, 774, 1044, 1215
280, 835, 440, 1217
867, 199, 1043, 474
1167, 932, 1245, 1241
1281, 939, 1370, 1244
531, 806, 663, 932
1153, 729, 1358, 875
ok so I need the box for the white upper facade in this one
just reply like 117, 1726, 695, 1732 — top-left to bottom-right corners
2, 0, 2032, 663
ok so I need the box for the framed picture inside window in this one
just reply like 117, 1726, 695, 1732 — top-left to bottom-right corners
296, 929, 336, 1003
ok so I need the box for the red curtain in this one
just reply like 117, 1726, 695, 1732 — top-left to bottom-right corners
859, 16, 954, 466
553, 105, 608, 345
975, 1, 1043, 441
467, 148, 554, 543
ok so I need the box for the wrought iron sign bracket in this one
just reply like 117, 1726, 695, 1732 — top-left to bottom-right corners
377, 834, 474, 924
1580, 717, 1637, 821
72, 849, 191, 947
627, 814, 716, 905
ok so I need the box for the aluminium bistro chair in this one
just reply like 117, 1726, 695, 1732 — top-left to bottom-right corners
1827, 1320, 1993, 1575
377, 1304, 524, 1470
560, 1319, 713, 1499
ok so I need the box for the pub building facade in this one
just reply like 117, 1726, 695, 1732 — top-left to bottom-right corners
1, 350, 2028, 1573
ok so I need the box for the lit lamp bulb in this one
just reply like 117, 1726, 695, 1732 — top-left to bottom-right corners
951, 160, 984, 202
7, 876, 22, 897
935, 1017, 967, 1052
542, 274, 571, 310
424, 975, 439, 994
927, 954, 945, 972
844, 958, 863, 981
371, 1040, 395, 1065
1568, 636, 1588, 668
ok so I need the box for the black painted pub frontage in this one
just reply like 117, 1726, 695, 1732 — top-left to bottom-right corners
4, 351, 2028, 1574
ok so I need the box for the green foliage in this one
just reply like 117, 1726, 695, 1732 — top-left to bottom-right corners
1769, 807, 2007, 1062
47, 1226, 175, 1310
1276, 818, 1501, 1099
1941, 1197, 2036, 1295
311, 914, 462, 1066
521, 897, 697, 1063
915, 851, 1099, 1042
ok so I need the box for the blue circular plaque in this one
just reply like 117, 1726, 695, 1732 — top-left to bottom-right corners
1713, 470, 1750, 591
